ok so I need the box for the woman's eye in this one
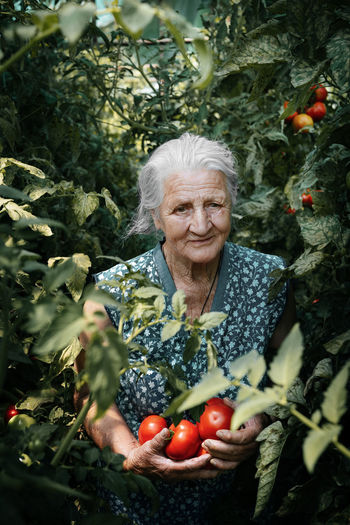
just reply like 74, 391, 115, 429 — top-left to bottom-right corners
208, 202, 220, 208
175, 206, 187, 213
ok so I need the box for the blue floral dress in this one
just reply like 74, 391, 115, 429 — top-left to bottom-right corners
94, 242, 287, 524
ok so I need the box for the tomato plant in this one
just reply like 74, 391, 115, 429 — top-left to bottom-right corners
198, 403, 234, 440
292, 113, 314, 132
138, 415, 168, 445
165, 420, 201, 460
306, 102, 326, 122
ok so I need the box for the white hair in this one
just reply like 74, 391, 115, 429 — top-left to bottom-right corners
127, 133, 238, 235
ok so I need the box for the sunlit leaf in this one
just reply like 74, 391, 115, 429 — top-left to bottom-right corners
3, 201, 52, 236
230, 349, 260, 380
198, 311, 227, 330
303, 424, 341, 473
44, 258, 76, 293
59, 2, 95, 45
176, 367, 231, 412
72, 187, 99, 226
0, 157, 45, 178
231, 390, 277, 431
161, 320, 182, 342
133, 286, 166, 299
247, 354, 266, 388
172, 289, 187, 319
101, 187, 121, 226
268, 323, 303, 389
17, 388, 56, 410
321, 363, 350, 424
192, 39, 214, 89
112, 0, 154, 39
48, 254, 91, 302
206, 338, 218, 370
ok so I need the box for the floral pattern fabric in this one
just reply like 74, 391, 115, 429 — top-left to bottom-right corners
94, 242, 287, 524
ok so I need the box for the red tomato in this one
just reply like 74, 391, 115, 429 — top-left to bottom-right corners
310, 84, 328, 102
302, 192, 313, 207
206, 397, 226, 406
286, 207, 296, 215
4, 404, 19, 424
165, 419, 201, 460
198, 403, 234, 440
306, 102, 326, 122
138, 415, 168, 445
283, 101, 298, 123
292, 113, 314, 133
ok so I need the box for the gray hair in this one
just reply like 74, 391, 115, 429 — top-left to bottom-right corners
127, 133, 238, 236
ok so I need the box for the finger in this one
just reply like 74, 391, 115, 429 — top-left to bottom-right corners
147, 428, 171, 452
209, 457, 240, 471
215, 427, 259, 445
223, 397, 238, 410
203, 439, 258, 461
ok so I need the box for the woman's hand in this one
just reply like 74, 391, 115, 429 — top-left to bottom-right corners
201, 399, 269, 471
123, 428, 219, 481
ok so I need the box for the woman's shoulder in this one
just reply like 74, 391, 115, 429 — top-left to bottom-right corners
225, 242, 285, 271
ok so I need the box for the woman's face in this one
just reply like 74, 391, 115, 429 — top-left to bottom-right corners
153, 169, 232, 265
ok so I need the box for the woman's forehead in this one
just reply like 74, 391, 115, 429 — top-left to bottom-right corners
163, 169, 228, 196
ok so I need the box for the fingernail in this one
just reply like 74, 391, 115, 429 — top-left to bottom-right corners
160, 428, 169, 438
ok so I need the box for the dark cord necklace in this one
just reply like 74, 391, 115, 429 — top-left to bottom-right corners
161, 241, 221, 316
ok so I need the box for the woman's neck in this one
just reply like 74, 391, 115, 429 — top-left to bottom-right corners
162, 243, 220, 286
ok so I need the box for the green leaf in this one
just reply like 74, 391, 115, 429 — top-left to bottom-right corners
230, 349, 261, 380
327, 30, 350, 93
247, 354, 267, 388
324, 330, 350, 355
304, 358, 332, 396
206, 338, 218, 370
162, 390, 191, 418
264, 130, 289, 145
268, 323, 303, 389
254, 421, 289, 518
183, 333, 201, 364
171, 289, 187, 319
321, 363, 350, 424
3, 201, 53, 236
198, 311, 227, 330
0, 157, 46, 179
26, 299, 57, 333
176, 367, 231, 412
289, 250, 325, 277
44, 258, 76, 293
192, 39, 214, 89
49, 337, 82, 378
133, 286, 166, 299
154, 295, 166, 317
303, 424, 341, 473
59, 2, 95, 45
72, 187, 99, 226
112, 0, 154, 39
33, 304, 88, 356
297, 215, 342, 249
231, 390, 277, 431
289, 60, 323, 88
86, 328, 128, 418
82, 285, 124, 310
161, 320, 182, 342
101, 187, 121, 226
17, 387, 56, 410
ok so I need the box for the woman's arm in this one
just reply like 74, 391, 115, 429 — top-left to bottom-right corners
76, 300, 218, 480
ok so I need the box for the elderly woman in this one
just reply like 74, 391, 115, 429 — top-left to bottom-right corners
77, 134, 295, 524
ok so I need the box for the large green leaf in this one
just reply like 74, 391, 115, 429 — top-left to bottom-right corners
192, 39, 214, 89
86, 329, 128, 418
44, 258, 76, 293
198, 311, 227, 330
72, 187, 99, 226
230, 349, 262, 380
288, 250, 325, 277
303, 424, 341, 473
297, 215, 342, 249
48, 254, 91, 302
33, 304, 88, 356
58, 2, 95, 45
3, 200, 53, 236
176, 367, 231, 412
324, 330, 350, 355
231, 390, 278, 431
321, 363, 350, 424
254, 421, 289, 518
327, 30, 350, 92
0, 157, 46, 179
268, 324, 304, 389
161, 320, 182, 342
112, 0, 154, 39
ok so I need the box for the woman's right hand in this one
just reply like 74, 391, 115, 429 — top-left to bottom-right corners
123, 428, 219, 480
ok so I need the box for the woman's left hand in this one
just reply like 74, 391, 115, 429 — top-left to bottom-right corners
201, 400, 269, 470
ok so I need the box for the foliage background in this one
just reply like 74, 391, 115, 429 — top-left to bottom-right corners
0, 0, 349, 523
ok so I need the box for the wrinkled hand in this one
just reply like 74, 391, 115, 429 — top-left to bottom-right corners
201, 398, 269, 471
123, 428, 219, 481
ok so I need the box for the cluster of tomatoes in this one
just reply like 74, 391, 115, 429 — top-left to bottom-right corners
284, 187, 321, 215
138, 397, 234, 461
284, 83, 328, 133
4, 404, 36, 429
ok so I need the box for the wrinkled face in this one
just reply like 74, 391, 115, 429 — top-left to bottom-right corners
153, 169, 231, 265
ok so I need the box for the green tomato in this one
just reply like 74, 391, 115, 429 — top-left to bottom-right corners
8, 414, 36, 431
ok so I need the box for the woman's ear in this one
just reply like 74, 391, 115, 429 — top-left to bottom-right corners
151, 210, 162, 231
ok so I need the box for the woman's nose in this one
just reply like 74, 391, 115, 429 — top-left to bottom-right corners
189, 208, 211, 235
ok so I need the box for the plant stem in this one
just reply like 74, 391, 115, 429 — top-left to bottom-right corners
0, 25, 59, 74
51, 395, 93, 467
289, 406, 320, 431
333, 439, 350, 459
